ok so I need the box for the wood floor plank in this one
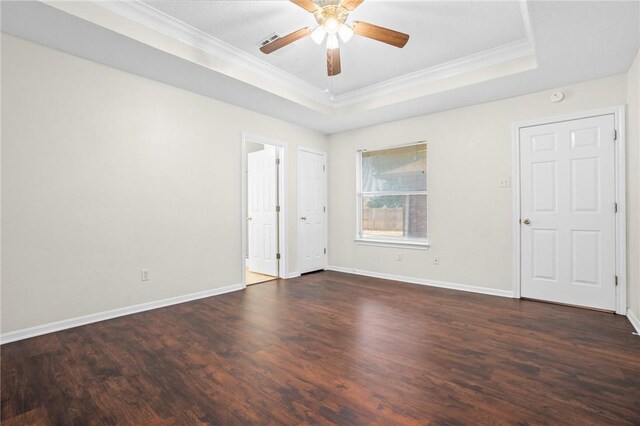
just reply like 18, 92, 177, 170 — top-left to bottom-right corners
2, 271, 639, 424
1, 407, 51, 426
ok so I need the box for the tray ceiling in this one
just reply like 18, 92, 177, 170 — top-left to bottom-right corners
140, 0, 529, 95
2, 1, 638, 133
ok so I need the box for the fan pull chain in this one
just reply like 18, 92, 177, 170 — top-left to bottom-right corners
325, 74, 335, 102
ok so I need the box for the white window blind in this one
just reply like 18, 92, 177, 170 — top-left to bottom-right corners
357, 143, 428, 245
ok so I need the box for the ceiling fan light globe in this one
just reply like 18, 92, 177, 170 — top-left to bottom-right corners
324, 17, 340, 35
310, 26, 327, 44
338, 24, 353, 42
326, 33, 339, 49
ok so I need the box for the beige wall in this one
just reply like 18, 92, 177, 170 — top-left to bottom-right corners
1, 35, 328, 333
627, 50, 640, 319
2, 33, 637, 335
328, 74, 629, 295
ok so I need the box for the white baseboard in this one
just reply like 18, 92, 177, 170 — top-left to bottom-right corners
0, 283, 244, 345
326, 265, 514, 298
627, 309, 640, 335
284, 271, 301, 279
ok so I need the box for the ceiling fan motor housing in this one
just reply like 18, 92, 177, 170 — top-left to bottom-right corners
313, 4, 349, 28
261, 0, 410, 77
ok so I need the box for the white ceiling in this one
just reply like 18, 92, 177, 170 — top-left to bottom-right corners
1, 1, 639, 134
140, 0, 529, 95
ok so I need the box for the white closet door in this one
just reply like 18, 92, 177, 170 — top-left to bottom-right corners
298, 148, 327, 274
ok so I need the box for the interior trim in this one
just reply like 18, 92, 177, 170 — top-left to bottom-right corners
241, 132, 290, 286
92, 0, 327, 105
88, 0, 536, 110
0, 283, 244, 345
333, 38, 535, 107
326, 265, 514, 298
627, 309, 640, 335
511, 106, 627, 314
354, 238, 430, 250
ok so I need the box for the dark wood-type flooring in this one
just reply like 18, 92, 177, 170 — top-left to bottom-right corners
2, 271, 640, 424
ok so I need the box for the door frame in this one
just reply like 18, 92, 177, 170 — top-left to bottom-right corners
241, 132, 288, 288
297, 146, 328, 274
511, 106, 626, 314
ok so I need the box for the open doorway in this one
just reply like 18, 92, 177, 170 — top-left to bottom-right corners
242, 134, 287, 286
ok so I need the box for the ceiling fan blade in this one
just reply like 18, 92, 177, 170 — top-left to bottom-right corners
327, 48, 341, 76
341, 0, 364, 11
260, 27, 312, 54
290, 0, 319, 12
353, 21, 410, 48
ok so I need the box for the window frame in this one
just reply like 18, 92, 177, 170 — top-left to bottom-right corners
355, 141, 430, 249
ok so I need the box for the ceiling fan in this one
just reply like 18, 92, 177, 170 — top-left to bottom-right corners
259, 0, 410, 77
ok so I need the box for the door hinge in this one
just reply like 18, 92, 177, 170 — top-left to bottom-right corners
323, 206, 326, 213
276, 253, 281, 260
324, 248, 327, 254
614, 129, 617, 141
615, 275, 618, 286
276, 158, 280, 165
614, 202, 618, 213
276, 205, 280, 212
323, 165, 326, 172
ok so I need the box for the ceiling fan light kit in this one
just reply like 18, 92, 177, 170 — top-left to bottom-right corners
260, 0, 410, 77
322, 16, 341, 34
326, 34, 339, 49
338, 24, 354, 43
310, 26, 326, 44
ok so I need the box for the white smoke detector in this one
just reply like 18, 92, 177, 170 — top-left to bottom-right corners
550, 91, 565, 103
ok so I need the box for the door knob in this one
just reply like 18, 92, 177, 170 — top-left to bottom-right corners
301, 217, 307, 221
247, 217, 252, 221
522, 218, 531, 225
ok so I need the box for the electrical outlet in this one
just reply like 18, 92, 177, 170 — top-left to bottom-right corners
499, 177, 511, 188
433, 257, 440, 265
396, 254, 403, 262
141, 269, 150, 281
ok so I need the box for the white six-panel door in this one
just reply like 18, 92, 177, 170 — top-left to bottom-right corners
248, 146, 278, 277
298, 148, 327, 274
520, 114, 616, 311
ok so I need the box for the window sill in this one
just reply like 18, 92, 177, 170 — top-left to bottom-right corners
354, 238, 430, 250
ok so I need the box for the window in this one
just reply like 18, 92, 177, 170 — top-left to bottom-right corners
356, 142, 428, 247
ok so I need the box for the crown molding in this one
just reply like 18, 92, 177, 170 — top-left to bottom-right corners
91, 0, 332, 106
88, 0, 536, 111
330, 0, 537, 106
332, 38, 535, 107
519, 0, 536, 51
